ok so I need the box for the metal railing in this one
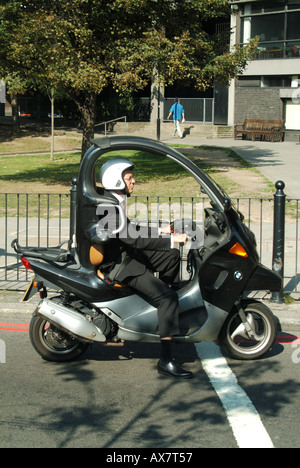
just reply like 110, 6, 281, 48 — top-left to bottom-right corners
163, 98, 215, 124
0, 192, 71, 288
0, 191, 299, 295
94, 116, 127, 135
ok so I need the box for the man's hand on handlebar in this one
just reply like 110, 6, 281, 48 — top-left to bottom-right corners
160, 224, 188, 246
173, 233, 188, 245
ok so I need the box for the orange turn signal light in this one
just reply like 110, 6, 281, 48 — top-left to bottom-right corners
229, 242, 248, 258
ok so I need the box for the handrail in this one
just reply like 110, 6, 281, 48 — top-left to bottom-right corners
95, 116, 127, 136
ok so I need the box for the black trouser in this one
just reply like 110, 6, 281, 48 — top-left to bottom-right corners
124, 249, 180, 338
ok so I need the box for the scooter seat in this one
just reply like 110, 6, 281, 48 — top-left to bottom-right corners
96, 269, 124, 288
90, 244, 125, 288
89, 244, 105, 266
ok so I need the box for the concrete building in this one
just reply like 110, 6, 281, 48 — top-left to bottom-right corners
229, 0, 300, 139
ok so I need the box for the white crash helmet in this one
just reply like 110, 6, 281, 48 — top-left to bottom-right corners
100, 157, 135, 191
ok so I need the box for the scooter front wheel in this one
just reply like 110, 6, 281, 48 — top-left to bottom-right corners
219, 301, 277, 360
29, 313, 89, 362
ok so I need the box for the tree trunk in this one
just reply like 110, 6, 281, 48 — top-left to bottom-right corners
72, 92, 97, 159
50, 89, 55, 160
10, 93, 20, 136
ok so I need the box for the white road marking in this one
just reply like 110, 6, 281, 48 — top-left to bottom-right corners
195, 342, 274, 448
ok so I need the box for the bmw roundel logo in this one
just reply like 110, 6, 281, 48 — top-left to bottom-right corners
234, 270, 243, 281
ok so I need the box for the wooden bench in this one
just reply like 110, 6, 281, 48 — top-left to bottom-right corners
234, 119, 284, 142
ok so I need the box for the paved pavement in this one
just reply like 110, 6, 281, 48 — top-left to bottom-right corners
1, 135, 299, 326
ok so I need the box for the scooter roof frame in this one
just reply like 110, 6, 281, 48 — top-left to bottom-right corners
77, 136, 228, 211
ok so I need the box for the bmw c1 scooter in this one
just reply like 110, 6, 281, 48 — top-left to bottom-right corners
12, 136, 281, 363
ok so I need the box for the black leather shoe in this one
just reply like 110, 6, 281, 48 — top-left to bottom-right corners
157, 359, 193, 379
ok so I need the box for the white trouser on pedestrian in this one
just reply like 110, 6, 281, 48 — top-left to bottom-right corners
173, 120, 182, 138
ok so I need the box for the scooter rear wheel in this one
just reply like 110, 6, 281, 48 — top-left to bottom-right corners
219, 301, 277, 360
29, 313, 89, 362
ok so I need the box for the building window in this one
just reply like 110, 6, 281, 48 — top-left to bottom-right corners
263, 76, 292, 87
237, 75, 293, 87
237, 76, 261, 87
240, 1, 300, 59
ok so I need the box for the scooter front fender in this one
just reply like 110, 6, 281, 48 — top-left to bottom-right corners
245, 264, 282, 292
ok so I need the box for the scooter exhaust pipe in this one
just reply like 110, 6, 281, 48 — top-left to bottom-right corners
36, 298, 107, 343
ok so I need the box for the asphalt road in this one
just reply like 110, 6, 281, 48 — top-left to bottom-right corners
1, 311, 300, 450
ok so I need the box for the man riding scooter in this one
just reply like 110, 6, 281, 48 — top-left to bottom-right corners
16, 137, 279, 370
97, 158, 193, 379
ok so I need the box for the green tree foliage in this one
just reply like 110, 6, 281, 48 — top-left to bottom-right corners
0, 0, 258, 156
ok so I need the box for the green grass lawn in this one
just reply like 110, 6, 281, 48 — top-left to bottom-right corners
0, 150, 197, 217
0, 150, 192, 185
0, 149, 204, 198
0, 146, 274, 218
0, 147, 243, 191
0, 152, 82, 186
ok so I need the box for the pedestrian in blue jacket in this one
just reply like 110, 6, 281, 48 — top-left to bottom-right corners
167, 98, 185, 138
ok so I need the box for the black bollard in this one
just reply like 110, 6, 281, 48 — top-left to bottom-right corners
69, 177, 77, 242
156, 118, 161, 141
271, 180, 286, 303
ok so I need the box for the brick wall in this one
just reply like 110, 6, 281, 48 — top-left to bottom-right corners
234, 88, 284, 124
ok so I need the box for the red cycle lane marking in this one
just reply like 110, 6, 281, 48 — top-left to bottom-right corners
0, 322, 29, 332
276, 334, 300, 344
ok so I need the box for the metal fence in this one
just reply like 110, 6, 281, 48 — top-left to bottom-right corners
0, 192, 71, 288
0, 192, 299, 295
126, 97, 215, 123
163, 98, 215, 124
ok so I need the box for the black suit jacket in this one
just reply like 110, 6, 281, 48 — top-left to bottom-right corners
97, 191, 172, 283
